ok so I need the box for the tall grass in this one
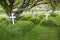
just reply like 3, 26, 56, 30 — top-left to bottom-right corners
0, 21, 34, 40
23, 25, 60, 40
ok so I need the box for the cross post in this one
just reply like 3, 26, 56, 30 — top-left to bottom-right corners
44, 13, 50, 21
32, 11, 35, 18
10, 13, 16, 24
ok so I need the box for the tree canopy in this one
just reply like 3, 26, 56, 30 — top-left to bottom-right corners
0, 0, 60, 17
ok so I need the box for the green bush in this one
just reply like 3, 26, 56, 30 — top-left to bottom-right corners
0, 21, 34, 40
0, 20, 60, 40
19, 16, 31, 21
50, 13, 57, 17
29, 17, 41, 24
40, 17, 58, 27
16, 15, 24, 20
54, 16, 60, 27
39, 14, 45, 19
0, 18, 7, 22
23, 25, 60, 40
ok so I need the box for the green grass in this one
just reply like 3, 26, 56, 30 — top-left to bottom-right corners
29, 17, 41, 24
20, 25, 60, 40
40, 17, 58, 27
0, 13, 60, 40
0, 21, 60, 40
0, 21, 35, 40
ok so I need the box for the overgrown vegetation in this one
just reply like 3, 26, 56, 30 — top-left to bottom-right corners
0, 13, 60, 40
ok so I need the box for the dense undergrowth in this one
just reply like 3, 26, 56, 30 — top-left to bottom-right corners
0, 15, 60, 40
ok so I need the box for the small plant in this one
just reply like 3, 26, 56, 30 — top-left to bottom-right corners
0, 21, 35, 40
54, 16, 60, 27
19, 16, 31, 21
24, 25, 59, 40
29, 17, 41, 24
40, 17, 58, 27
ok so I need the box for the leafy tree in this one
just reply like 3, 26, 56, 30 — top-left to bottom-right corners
0, 0, 60, 17
44, 0, 60, 11
0, 0, 42, 17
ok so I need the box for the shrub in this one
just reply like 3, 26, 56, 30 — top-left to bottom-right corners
39, 14, 45, 19
50, 13, 57, 17
0, 21, 34, 40
7, 21, 34, 34
54, 16, 60, 27
19, 16, 31, 21
0, 18, 7, 22
16, 15, 24, 20
40, 17, 58, 27
29, 17, 41, 24
23, 25, 59, 40
0, 21, 60, 40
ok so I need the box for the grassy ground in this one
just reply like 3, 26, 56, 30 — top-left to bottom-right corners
0, 20, 60, 40
0, 14, 60, 40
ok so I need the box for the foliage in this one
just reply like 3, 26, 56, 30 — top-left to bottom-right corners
0, 21, 34, 40
16, 15, 24, 20
16, 15, 41, 24
0, 0, 60, 17
19, 16, 31, 21
54, 16, 60, 27
50, 13, 57, 17
0, 21, 60, 40
44, 0, 60, 10
0, 0, 42, 16
29, 17, 41, 24
49, 12, 60, 17
40, 17, 58, 27
23, 25, 60, 40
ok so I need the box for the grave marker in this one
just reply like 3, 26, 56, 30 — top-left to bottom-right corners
10, 13, 16, 24
44, 12, 50, 21
32, 11, 35, 18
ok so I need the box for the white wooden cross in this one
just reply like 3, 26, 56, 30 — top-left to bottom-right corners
32, 11, 35, 18
10, 13, 16, 24
44, 12, 50, 21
